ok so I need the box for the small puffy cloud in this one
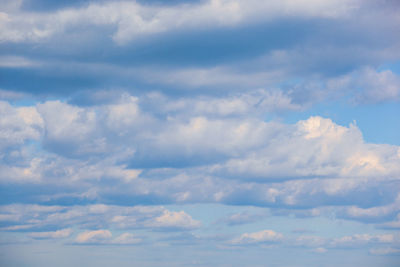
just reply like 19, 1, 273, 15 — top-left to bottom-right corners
28, 228, 73, 239
75, 229, 112, 244
151, 210, 201, 230
230, 229, 283, 245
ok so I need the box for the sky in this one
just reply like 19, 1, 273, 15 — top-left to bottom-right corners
0, 0, 400, 266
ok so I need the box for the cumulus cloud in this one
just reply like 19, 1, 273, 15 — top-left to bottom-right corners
1, 96, 399, 226
230, 229, 283, 245
1, 0, 400, 265
75, 229, 112, 244
151, 210, 201, 230
215, 116, 400, 181
30, 95, 400, 178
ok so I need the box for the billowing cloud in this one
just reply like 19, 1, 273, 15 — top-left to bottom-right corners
1, 1, 399, 266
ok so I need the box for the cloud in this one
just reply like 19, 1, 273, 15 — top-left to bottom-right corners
0, 95, 399, 228
75, 229, 112, 244
0, 101, 43, 150
74, 230, 142, 245
28, 228, 73, 239
0, 204, 201, 233
0, 0, 360, 44
150, 210, 201, 230
0, 1, 399, 265
339, 194, 400, 222
230, 229, 283, 245
329, 233, 398, 249
215, 116, 400, 181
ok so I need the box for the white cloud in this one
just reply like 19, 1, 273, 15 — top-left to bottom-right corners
342, 194, 400, 221
230, 229, 283, 245
75, 229, 112, 244
0, 101, 43, 150
216, 116, 400, 180
37, 101, 99, 154
0, 204, 201, 233
151, 210, 201, 230
28, 228, 73, 239
1, 97, 399, 226
0, 0, 360, 44
75, 230, 142, 245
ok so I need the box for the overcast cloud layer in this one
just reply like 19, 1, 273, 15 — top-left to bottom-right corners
1, 1, 400, 267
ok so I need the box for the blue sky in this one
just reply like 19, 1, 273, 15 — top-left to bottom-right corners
0, 0, 400, 266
